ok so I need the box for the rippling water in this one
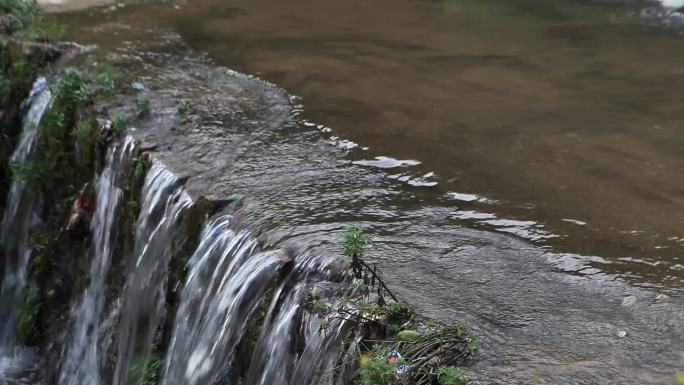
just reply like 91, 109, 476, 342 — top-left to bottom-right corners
59, 0, 684, 291
53, 1, 684, 383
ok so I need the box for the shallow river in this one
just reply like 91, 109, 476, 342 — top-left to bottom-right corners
55, 0, 684, 383
169, 0, 684, 290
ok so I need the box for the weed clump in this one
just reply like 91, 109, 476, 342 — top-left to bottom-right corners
321, 227, 477, 385
9, 68, 126, 192
136, 98, 151, 118
1, 0, 63, 41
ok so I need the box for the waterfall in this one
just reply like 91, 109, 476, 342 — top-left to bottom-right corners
162, 215, 349, 385
0, 77, 51, 346
162, 215, 289, 385
246, 256, 350, 385
113, 161, 192, 385
0, 79, 353, 385
58, 136, 136, 385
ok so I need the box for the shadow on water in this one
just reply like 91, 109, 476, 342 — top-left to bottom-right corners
53, 0, 684, 384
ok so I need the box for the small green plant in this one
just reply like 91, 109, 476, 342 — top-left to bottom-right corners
0, 0, 40, 26
677, 373, 684, 385
19, 15, 64, 41
71, 121, 96, 142
11, 160, 54, 192
176, 101, 190, 118
136, 98, 152, 118
56, 71, 91, 107
340, 295, 353, 306
385, 301, 410, 316
309, 297, 328, 314
355, 345, 401, 385
10, 59, 33, 82
341, 226, 372, 259
319, 319, 331, 331
352, 281, 368, 293
93, 66, 124, 95
142, 356, 162, 385
436, 366, 465, 385
111, 115, 131, 132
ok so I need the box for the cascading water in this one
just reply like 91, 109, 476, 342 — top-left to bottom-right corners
44, 138, 353, 385
58, 136, 136, 385
0, 78, 52, 382
162, 215, 350, 385
0, 78, 354, 385
113, 161, 192, 385
162, 215, 289, 385
0, 77, 51, 346
246, 256, 350, 385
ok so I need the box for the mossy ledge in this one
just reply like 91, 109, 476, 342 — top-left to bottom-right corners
0, 0, 62, 218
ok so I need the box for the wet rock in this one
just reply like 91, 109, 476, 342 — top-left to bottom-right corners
277, 248, 295, 263
138, 142, 158, 152
326, 257, 349, 282
0, 14, 22, 35
66, 183, 95, 239
621, 296, 637, 307
202, 193, 240, 213
131, 81, 146, 91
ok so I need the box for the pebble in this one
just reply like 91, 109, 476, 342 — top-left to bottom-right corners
622, 296, 637, 307
655, 293, 670, 301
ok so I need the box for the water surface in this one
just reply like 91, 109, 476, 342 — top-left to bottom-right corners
53, 1, 684, 383
164, 0, 684, 290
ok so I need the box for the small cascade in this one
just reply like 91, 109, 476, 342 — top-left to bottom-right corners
246, 256, 350, 385
58, 136, 136, 385
162, 215, 288, 385
113, 161, 192, 385
0, 79, 355, 385
0, 77, 51, 346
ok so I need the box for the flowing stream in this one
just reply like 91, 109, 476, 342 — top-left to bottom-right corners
58, 136, 136, 385
162, 215, 284, 385
112, 161, 192, 385
0, 78, 52, 382
0, 1, 683, 384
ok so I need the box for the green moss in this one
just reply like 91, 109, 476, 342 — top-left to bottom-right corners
71, 120, 96, 142
16, 285, 43, 344
1, 0, 63, 42
175, 101, 190, 119
111, 115, 132, 132
136, 98, 151, 118
0, 0, 40, 26
436, 366, 466, 385
308, 297, 328, 314
18, 15, 64, 42
141, 354, 162, 385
